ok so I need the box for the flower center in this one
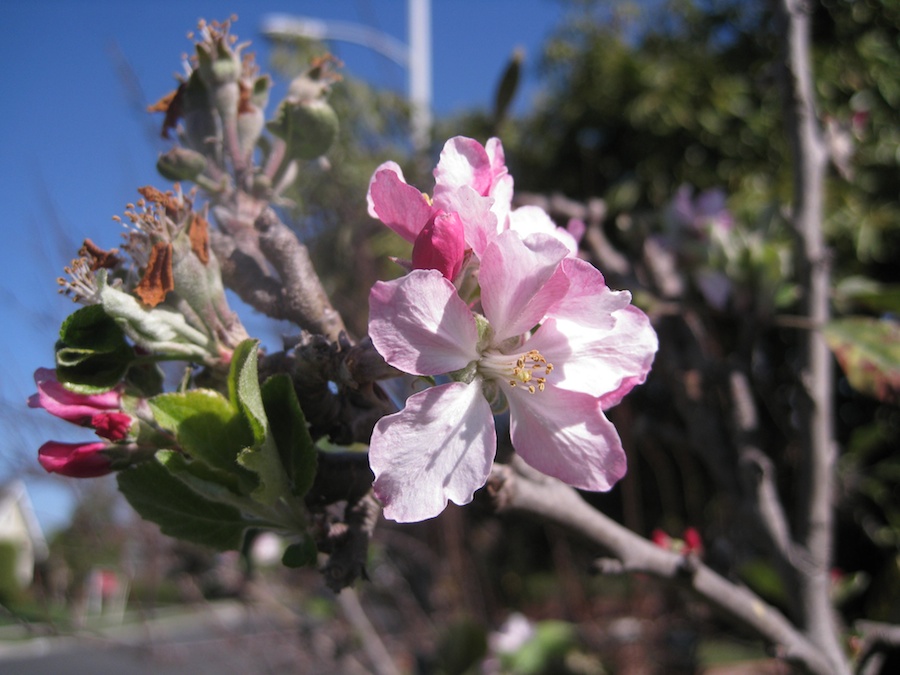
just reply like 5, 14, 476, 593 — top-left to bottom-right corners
480, 348, 553, 395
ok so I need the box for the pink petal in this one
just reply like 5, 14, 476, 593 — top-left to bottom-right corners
510, 206, 579, 255
525, 311, 656, 405
29, 368, 120, 424
506, 384, 626, 491
546, 258, 632, 330
432, 185, 498, 257
485, 137, 507, 178
367, 162, 434, 243
433, 136, 493, 196
369, 269, 480, 376
370, 381, 496, 522
38, 440, 112, 478
411, 212, 466, 281
479, 231, 570, 341
92, 412, 134, 441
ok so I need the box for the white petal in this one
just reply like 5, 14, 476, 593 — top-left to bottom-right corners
370, 381, 497, 522
479, 231, 569, 340
369, 270, 479, 375
506, 383, 626, 491
525, 312, 656, 405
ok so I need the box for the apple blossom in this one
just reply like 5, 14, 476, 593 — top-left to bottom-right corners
368, 230, 657, 522
367, 136, 578, 269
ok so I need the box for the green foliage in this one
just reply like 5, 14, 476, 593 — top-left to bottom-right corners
149, 389, 254, 483
281, 538, 318, 568
118, 339, 318, 558
261, 374, 317, 498
55, 304, 134, 393
501, 621, 578, 675
117, 456, 249, 550
231, 340, 292, 506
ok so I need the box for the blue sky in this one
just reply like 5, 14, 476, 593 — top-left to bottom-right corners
0, 0, 568, 533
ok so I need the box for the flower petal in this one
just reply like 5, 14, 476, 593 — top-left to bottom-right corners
29, 368, 120, 424
546, 257, 632, 330
525, 311, 657, 405
510, 206, 578, 255
38, 441, 112, 478
369, 269, 480, 375
506, 384, 626, 491
433, 185, 498, 257
480, 231, 570, 340
370, 381, 496, 522
411, 212, 466, 281
433, 136, 493, 196
367, 162, 433, 243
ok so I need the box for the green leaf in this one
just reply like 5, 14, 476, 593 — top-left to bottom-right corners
261, 374, 317, 497
117, 456, 250, 550
157, 450, 246, 506
55, 305, 134, 393
149, 390, 254, 481
229, 339, 267, 444
59, 304, 128, 352
229, 340, 291, 506
281, 538, 318, 568
825, 317, 900, 404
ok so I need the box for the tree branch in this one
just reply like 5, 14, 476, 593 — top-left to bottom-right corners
774, 1, 845, 670
487, 457, 835, 675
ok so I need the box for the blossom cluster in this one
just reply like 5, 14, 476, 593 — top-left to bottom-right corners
28, 369, 138, 477
366, 137, 658, 522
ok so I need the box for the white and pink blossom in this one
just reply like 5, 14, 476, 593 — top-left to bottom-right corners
368, 231, 657, 522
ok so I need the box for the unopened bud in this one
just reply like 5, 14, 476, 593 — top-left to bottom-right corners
157, 147, 207, 182
267, 97, 339, 160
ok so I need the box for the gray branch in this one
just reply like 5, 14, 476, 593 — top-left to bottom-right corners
774, 1, 845, 670
487, 457, 835, 675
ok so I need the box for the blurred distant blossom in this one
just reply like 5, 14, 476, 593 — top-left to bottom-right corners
668, 184, 733, 236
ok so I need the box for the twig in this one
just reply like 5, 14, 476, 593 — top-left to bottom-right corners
774, 1, 845, 671
336, 587, 401, 675
487, 457, 835, 675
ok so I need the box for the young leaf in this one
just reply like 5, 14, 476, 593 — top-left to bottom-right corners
229, 339, 267, 444
149, 389, 254, 480
157, 450, 247, 507
229, 340, 292, 505
117, 455, 250, 550
261, 374, 318, 497
55, 305, 134, 393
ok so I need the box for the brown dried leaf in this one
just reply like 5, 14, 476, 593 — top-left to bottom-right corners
147, 85, 185, 139
79, 239, 120, 271
189, 213, 210, 264
135, 242, 174, 307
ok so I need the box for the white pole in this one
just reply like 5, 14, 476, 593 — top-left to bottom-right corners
408, 0, 432, 151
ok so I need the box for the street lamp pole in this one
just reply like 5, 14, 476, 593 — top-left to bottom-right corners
260, 0, 432, 151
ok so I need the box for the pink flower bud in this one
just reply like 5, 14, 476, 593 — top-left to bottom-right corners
91, 412, 134, 441
682, 527, 704, 556
38, 441, 113, 478
28, 368, 121, 425
651, 529, 672, 549
411, 212, 466, 281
